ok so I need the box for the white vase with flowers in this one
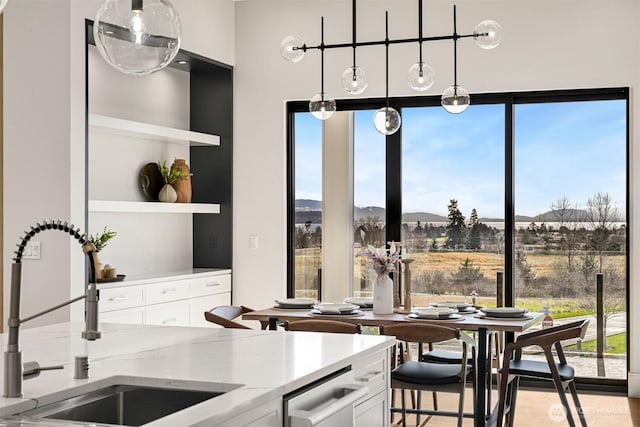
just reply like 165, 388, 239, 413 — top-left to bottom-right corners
359, 242, 402, 314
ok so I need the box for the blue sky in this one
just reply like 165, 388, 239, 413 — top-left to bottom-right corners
295, 99, 626, 219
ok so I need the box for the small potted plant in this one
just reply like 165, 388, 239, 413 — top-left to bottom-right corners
157, 158, 190, 203
88, 227, 117, 279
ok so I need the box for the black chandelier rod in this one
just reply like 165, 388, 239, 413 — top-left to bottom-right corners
298, 32, 476, 53
418, 0, 423, 64
320, 16, 325, 99
384, 11, 389, 108
351, 0, 357, 68
453, 5, 459, 89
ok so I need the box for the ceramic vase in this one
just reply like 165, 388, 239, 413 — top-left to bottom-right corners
159, 183, 178, 203
373, 274, 394, 314
172, 159, 192, 203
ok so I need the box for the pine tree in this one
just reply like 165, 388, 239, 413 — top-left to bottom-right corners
468, 208, 482, 250
446, 199, 467, 249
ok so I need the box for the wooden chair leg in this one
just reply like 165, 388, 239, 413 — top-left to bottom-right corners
401, 388, 407, 427
507, 377, 520, 427
553, 382, 577, 427
568, 381, 588, 427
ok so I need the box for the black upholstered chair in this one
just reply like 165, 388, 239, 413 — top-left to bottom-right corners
380, 323, 474, 427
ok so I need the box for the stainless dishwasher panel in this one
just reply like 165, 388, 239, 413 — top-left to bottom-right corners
284, 370, 369, 427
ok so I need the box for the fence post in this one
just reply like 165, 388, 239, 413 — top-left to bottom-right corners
596, 273, 605, 376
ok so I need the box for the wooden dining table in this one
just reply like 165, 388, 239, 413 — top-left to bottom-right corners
243, 306, 543, 427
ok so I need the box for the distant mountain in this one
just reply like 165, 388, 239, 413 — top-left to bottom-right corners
294, 200, 616, 224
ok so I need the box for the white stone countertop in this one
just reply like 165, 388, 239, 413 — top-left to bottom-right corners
0, 322, 393, 426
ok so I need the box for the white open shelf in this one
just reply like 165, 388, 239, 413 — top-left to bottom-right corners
89, 114, 220, 147
89, 200, 220, 214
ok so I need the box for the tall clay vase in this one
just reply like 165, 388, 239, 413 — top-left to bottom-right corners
172, 159, 192, 203
373, 274, 394, 314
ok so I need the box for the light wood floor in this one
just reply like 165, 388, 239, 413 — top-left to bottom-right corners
391, 388, 640, 426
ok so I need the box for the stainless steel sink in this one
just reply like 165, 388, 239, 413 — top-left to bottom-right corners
16, 377, 242, 426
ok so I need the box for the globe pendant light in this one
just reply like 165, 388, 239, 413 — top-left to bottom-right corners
340, 0, 368, 95
280, 35, 306, 63
474, 20, 502, 50
407, 0, 435, 92
308, 17, 336, 121
374, 12, 401, 136
441, 5, 470, 114
0, 0, 8, 14
94, 0, 182, 75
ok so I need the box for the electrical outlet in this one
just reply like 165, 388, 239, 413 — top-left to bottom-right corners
250, 234, 259, 250
24, 241, 41, 260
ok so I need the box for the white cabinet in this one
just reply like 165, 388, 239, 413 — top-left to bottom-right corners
99, 271, 231, 327
219, 399, 282, 427
352, 348, 390, 427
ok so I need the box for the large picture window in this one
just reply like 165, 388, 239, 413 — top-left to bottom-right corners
287, 88, 629, 384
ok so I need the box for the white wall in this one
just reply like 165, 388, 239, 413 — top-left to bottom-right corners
233, 0, 640, 393
3, 0, 235, 326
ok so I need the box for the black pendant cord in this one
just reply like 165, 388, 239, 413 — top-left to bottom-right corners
351, 0, 357, 72
418, 0, 423, 67
320, 16, 325, 101
385, 11, 390, 109
453, 5, 458, 94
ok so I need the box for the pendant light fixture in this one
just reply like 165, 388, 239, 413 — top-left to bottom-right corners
340, 0, 368, 95
308, 17, 337, 121
94, 0, 182, 75
281, 0, 501, 131
407, 0, 434, 92
373, 12, 401, 136
0, 0, 8, 14
441, 5, 469, 114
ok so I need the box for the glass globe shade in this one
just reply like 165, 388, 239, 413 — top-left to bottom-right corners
94, 0, 182, 75
309, 93, 336, 120
280, 35, 306, 63
441, 85, 470, 114
341, 66, 368, 95
407, 62, 435, 92
474, 20, 502, 50
373, 107, 401, 135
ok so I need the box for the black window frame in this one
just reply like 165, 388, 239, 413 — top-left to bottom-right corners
286, 87, 629, 391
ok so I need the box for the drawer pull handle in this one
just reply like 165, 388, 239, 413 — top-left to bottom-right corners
161, 288, 177, 294
205, 282, 220, 287
108, 296, 128, 301
356, 371, 384, 383
161, 318, 177, 324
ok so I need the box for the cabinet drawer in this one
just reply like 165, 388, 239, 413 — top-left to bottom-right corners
100, 307, 145, 325
100, 286, 144, 312
190, 274, 231, 298
353, 349, 388, 398
146, 300, 190, 326
146, 280, 191, 305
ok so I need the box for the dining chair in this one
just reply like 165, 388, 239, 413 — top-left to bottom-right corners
496, 319, 590, 427
380, 323, 474, 427
421, 330, 501, 415
283, 319, 362, 334
204, 305, 262, 329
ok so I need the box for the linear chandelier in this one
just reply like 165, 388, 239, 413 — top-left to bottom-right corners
280, 0, 502, 135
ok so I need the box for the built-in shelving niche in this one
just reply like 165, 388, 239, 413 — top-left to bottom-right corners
85, 19, 233, 273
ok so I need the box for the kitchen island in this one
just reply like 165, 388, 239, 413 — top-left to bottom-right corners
0, 322, 393, 426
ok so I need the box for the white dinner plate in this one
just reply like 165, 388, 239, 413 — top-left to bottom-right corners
475, 313, 533, 321
480, 307, 527, 318
412, 307, 458, 319
406, 313, 462, 322
310, 309, 363, 317
344, 297, 374, 308
274, 298, 316, 308
313, 303, 360, 314
431, 302, 473, 311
